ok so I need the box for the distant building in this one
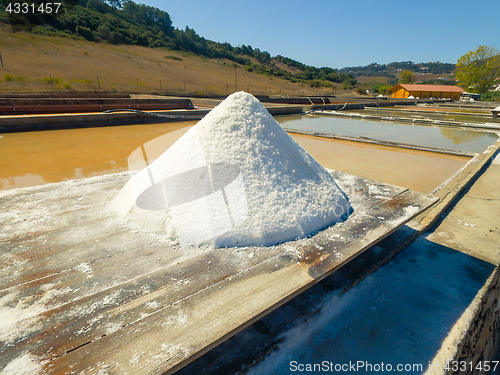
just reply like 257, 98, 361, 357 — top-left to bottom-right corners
389, 84, 465, 100
492, 106, 500, 119
494, 78, 500, 91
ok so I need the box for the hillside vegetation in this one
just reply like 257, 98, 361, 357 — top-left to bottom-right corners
0, 0, 456, 95
0, 24, 339, 96
341, 61, 456, 89
340, 61, 455, 78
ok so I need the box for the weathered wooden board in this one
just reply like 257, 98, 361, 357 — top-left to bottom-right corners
0, 171, 437, 374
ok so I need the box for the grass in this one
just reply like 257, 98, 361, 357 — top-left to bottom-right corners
165, 55, 182, 61
0, 23, 340, 96
3, 74, 27, 82
41, 76, 63, 85
356, 75, 392, 85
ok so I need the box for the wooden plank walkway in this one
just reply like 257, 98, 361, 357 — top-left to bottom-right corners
0, 171, 437, 374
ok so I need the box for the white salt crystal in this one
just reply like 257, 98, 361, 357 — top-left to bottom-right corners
1, 352, 44, 375
113, 92, 352, 247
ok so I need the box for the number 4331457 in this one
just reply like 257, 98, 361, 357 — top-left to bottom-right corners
444, 361, 499, 372
6, 3, 62, 14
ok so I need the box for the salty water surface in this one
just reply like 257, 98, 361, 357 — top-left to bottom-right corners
277, 114, 498, 153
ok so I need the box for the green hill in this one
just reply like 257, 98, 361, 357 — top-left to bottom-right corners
0, 0, 456, 95
340, 61, 456, 89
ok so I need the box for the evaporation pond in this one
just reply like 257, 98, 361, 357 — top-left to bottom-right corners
277, 114, 498, 153
0, 120, 469, 194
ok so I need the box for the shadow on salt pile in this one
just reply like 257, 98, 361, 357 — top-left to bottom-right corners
242, 237, 495, 375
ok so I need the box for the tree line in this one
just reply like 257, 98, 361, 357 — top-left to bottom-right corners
339, 61, 456, 78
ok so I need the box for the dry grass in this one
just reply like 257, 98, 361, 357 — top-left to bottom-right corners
413, 73, 456, 83
356, 75, 392, 85
0, 25, 338, 96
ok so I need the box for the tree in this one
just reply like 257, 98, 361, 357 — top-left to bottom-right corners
76, 26, 95, 41
398, 70, 414, 84
456, 45, 500, 94
97, 24, 113, 42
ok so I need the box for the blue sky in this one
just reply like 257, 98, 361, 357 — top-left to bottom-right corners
140, 0, 499, 69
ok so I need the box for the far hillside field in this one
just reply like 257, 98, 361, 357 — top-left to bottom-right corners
0, 24, 341, 96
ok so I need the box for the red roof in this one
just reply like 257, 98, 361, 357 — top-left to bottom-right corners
390, 84, 465, 93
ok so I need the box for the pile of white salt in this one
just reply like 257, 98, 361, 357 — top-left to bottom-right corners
114, 92, 352, 247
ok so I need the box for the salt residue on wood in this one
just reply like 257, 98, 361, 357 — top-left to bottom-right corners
113, 92, 352, 247
1, 352, 44, 375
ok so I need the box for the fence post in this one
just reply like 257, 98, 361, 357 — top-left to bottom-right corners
233, 65, 237, 91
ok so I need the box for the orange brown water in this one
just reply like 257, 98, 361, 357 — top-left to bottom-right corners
0, 122, 469, 194
292, 134, 469, 194
0, 122, 195, 190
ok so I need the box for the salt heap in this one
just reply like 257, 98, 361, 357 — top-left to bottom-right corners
114, 92, 352, 247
